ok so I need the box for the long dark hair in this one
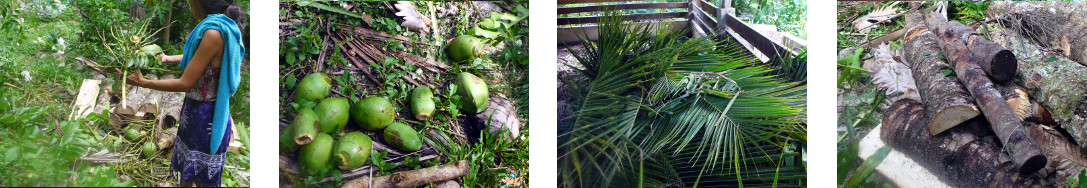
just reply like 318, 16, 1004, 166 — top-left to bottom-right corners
198, 0, 248, 45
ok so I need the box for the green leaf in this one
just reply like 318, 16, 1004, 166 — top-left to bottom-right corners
944, 70, 955, 76
844, 146, 891, 187
296, 1, 370, 26
923, 52, 930, 56
1048, 56, 1058, 62
4, 147, 17, 163
332, 170, 342, 182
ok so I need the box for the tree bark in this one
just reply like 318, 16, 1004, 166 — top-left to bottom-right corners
990, 1, 1087, 66
987, 23, 1087, 149
948, 22, 1018, 83
342, 160, 469, 188
880, 99, 1058, 186
925, 13, 1047, 175
902, 12, 980, 135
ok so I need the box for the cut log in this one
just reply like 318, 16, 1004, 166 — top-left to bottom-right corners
943, 22, 1018, 83
881, 99, 1070, 186
157, 75, 184, 129
925, 13, 1047, 175
68, 79, 102, 121
342, 160, 469, 188
987, 24, 1087, 148
990, 2, 1087, 65
902, 12, 980, 135
881, 99, 1036, 186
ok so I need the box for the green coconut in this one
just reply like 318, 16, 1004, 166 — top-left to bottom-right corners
314, 97, 350, 135
294, 73, 332, 103
454, 72, 489, 114
333, 132, 372, 170
142, 142, 156, 158
411, 86, 436, 120
279, 124, 299, 153
383, 122, 421, 152
299, 133, 334, 176
292, 108, 320, 145
350, 96, 396, 131
124, 128, 141, 141
447, 35, 482, 63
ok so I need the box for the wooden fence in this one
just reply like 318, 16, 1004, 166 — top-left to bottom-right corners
557, 0, 805, 63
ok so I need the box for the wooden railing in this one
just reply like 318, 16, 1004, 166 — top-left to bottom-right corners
557, 0, 804, 63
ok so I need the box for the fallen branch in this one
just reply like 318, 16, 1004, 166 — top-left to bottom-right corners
342, 160, 469, 188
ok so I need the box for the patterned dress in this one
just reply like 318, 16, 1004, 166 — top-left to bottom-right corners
171, 65, 233, 186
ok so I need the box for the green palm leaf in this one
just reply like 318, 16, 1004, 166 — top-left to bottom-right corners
558, 11, 806, 187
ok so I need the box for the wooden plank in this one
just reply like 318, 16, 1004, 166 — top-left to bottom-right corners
557, 21, 689, 44
697, 0, 718, 18
558, 0, 681, 5
558, 12, 687, 25
722, 13, 794, 63
557, 2, 687, 14
859, 125, 952, 188
68, 79, 101, 120
691, 5, 716, 32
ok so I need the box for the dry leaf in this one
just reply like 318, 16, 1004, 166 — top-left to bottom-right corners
853, 2, 900, 34
869, 43, 920, 102
394, 1, 431, 33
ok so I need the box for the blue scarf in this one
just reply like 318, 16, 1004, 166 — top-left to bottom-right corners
179, 14, 244, 154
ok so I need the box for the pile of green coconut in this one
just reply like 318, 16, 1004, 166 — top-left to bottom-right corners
279, 71, 490, 176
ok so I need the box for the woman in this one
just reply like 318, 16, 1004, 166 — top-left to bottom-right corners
125, 0, 246, 186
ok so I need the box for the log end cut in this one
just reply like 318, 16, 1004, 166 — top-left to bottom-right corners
990, 50, 1018, 82
1019, 153, 1047, 175
927, 105, 981, 135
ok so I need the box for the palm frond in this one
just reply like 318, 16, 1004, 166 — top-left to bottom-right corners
558, 11, 807, 187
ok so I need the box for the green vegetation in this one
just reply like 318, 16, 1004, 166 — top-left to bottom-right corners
732, 0, 807, 38
558, 12, 807, 187
0, 0, 249, 186
279, 2, 528, 187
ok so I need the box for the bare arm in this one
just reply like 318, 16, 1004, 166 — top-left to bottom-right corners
128, 30, 223, 92
157, 54, 184, 64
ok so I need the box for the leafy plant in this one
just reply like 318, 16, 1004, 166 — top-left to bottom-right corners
558, 12, 806, 187
951, 1, 991, 25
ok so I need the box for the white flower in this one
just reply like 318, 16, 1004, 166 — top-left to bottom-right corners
16, 18, 23, 24
57, 37, 64, 46
34, 37, 42, 44
21, 71, 31, 82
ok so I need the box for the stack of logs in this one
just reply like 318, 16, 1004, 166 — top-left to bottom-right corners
878, 2, 1087, 187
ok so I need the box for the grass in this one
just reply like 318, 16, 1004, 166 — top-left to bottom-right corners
0, 0, 249, 186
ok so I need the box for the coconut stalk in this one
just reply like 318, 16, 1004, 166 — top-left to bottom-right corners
102, 18, 167, 112
990, 1, 1087, 65
341, 160, 469, 188
924, 13, 1047, 175
901, 12, 980, 135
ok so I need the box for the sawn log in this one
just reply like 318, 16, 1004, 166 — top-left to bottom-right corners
988, 24, 1087, 149
990, 1, 1087, 66
925, 13, 1046, 175
902, 12, 980, 135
